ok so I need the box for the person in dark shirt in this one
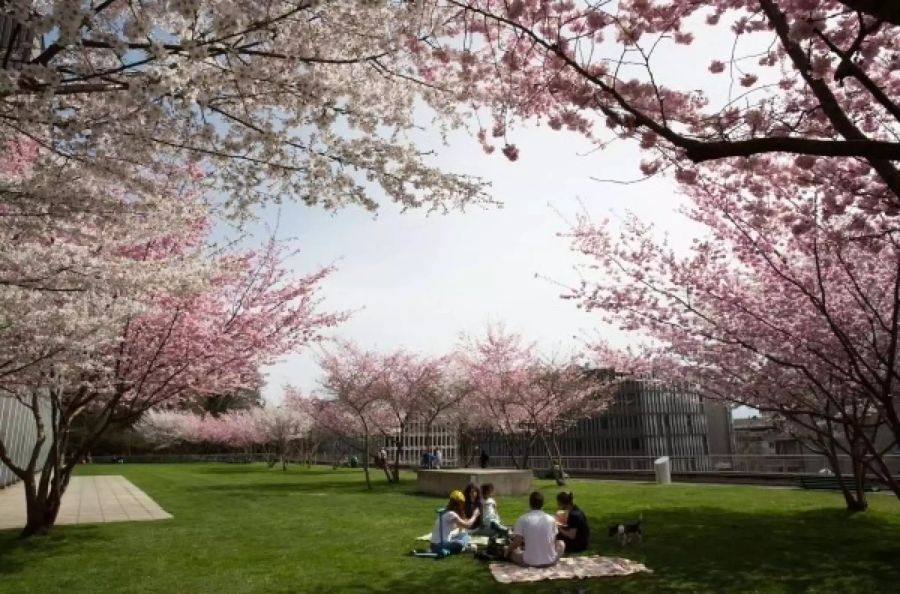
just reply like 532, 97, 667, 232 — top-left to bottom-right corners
479, 448, 489, 469
555, 491, 590, 553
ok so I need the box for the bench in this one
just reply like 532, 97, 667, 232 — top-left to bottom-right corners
798, 475, 880, 492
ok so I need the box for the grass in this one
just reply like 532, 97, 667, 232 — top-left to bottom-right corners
1, 464, 899, 593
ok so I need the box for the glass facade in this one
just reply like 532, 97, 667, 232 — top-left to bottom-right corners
385, 418, 458, 467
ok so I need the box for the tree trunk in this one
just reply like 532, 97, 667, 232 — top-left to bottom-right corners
505, 438, 520, 469
824, 448, 868, 512
21, 446, 71, 538
851, 456, 869, 512
539, 435, 565, 485
394, 426, 406, 484
362, 431, 372, 490
21, 476, 61, 537
551, 434, 567, 486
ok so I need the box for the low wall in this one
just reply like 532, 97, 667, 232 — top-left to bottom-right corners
416, 469, 533, 497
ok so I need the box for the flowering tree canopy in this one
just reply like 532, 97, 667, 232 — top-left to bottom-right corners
459, 325, 613, 474
564, 162, 900, 507
418, 1, 900, 211
139, 399, 315, 470
1, 1, 488, 213
318, 342, 390, 489
0, 139, 345, 534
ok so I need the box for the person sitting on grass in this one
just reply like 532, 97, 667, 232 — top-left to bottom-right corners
555, 491, 590, 553
504, 491, 565, 567
430, 490, 480, 555
463, 483, 484, 531
477, 483, 509, 537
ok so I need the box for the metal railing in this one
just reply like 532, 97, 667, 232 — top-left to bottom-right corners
479, 454, 900, 476
0, 396, 53, 488
79, 452, 900, 479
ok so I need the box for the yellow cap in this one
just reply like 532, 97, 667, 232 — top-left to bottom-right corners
449, 489, 465, 503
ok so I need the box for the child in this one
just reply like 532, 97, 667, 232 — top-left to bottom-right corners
480, 483, 509, 536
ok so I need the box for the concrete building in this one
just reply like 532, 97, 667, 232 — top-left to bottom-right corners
732, 413, 900, 475
475, 379, 734, 471
733, 416, 803, 456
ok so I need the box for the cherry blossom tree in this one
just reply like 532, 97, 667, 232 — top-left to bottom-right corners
0, 139, 208, 395
318, 343, 388, 490
370, 351, 447, 482
460, 325, 614, 475
421, 1, 900, 212
303, 392, 367, 469
0, 1, 488, 215
138, 404, 315, 470
527, 360, 612, 485
416, 355, 474, 462
136, 409, 206, 450
459, 325, 538, 468
564, 171, 900, 509
0, 190, 345, 536
255, 404, 313, 471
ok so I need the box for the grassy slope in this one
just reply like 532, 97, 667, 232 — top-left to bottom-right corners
1, 463, 899, 593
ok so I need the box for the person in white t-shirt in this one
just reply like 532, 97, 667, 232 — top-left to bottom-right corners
505, 491, 565, 567
429, 489, 480, 554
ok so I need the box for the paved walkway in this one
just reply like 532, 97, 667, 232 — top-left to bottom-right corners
0, 475, 172, 531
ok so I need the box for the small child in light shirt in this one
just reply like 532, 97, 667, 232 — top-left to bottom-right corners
480, 483, 509, 536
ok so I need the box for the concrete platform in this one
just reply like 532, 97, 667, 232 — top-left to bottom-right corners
416, 468, 533, 497
0, 475, 172, 531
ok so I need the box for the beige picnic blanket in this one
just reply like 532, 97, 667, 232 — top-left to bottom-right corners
415, 532, 490, 546
489, 556, 651, 584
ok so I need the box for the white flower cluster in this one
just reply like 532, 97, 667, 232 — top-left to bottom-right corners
1, 0, 488, 214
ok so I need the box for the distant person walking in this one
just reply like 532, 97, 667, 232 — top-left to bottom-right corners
434, 448, 443, 469
479, 448, 489, 469
378, 446, 391, 480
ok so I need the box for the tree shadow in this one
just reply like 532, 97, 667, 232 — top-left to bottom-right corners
0, 525, 104, 577
190, 465, 362, 477
372, 505, 900, 593
188, 478, 417, 497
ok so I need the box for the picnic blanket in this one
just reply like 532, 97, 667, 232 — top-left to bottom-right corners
415, 532, 491, 547
489, 556, 651, 584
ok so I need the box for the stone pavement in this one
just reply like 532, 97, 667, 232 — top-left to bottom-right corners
0, 475, 172, 531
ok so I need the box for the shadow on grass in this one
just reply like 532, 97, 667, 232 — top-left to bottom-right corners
0, 525, 104, 577
190, 465, 360, 477
375, 506, 900, 594
188, 478, 421, 498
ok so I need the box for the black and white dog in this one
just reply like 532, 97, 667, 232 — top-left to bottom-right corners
607, 513, 643, 544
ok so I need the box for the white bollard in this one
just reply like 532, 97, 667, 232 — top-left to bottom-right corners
654, 456, 672, 485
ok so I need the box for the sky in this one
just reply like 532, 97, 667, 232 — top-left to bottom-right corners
231, 10, 771, 415
249, 126, 700, 402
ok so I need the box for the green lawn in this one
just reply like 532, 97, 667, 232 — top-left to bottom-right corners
1, 464, 899, 593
